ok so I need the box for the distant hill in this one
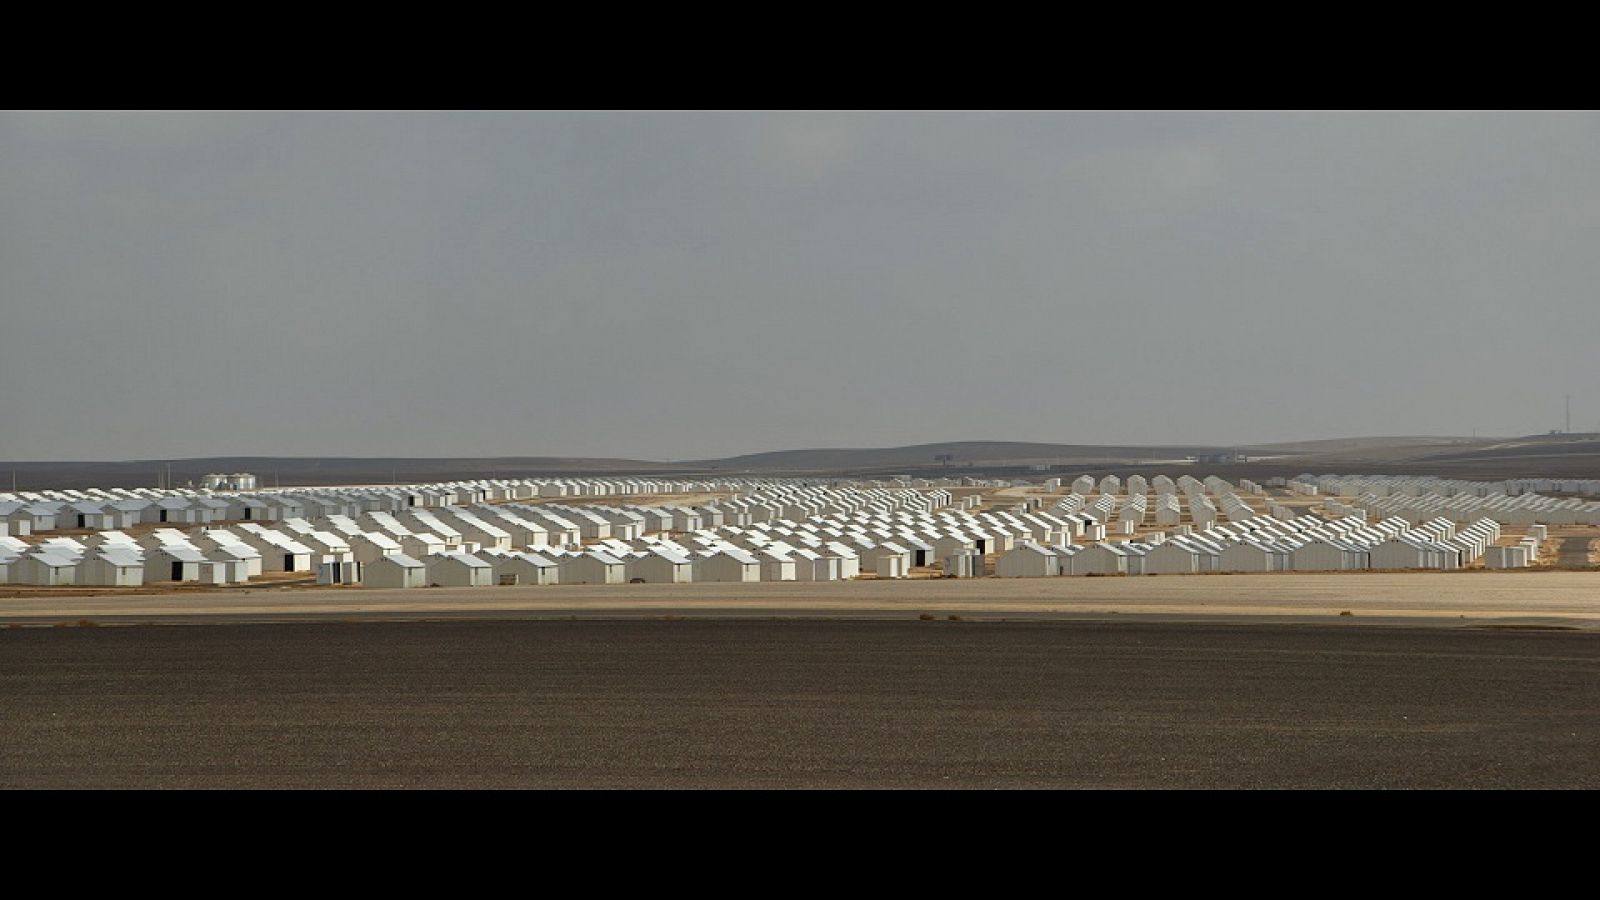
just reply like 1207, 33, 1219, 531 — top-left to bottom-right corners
1412, 435, 1600, 463
1239, 436, 1485, 455
0, 456, 692, 491
4, 434, 1597, 490
692, 441, 1230, 473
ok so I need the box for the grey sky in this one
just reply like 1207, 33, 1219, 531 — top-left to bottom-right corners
2, 110, 1596, 460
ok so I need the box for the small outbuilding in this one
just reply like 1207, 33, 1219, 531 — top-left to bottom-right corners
425, 553, 494, 588
363, 553, 428, 589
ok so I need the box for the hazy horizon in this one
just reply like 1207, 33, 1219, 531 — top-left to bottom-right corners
0, 432, 1553, 466
4, 110, 1596, 459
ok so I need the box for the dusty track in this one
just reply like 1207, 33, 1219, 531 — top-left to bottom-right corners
3, 571, 1599, 626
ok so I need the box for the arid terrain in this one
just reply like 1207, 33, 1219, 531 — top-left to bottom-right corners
3, 571, 1598, 627
4, 619, 1596, 788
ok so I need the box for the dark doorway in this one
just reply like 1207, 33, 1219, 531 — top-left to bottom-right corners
284, 553, 295, 571
915, 550, 927, 566
77, 514, 86, 528
171, 561, 182, 581
159, 510, 168, 523
976, 539, 987, 554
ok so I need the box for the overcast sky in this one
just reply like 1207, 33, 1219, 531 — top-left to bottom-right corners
1, 110, 1596, 461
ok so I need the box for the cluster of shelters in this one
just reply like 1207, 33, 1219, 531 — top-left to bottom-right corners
1053, 473, 1255, 532
995, 510, 1522, 576
2, 468, 1585, 587
1300, 474, 1600, 500
1299, 474, 1600, 525
252, 485, 965, 587
0, 475, 821, 536
0, 481, 967, 587
0, 528, 279, 586
667, 496, 1184, 578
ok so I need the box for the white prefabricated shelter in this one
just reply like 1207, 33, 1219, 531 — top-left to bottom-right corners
557, 551, 627, 585
349, 532, 405, 564
790, 548, 845, 581
299, 531, 356, 568
930, 534, 977, 559
270, 497, 308, 519
492, 552, 561, 586
0, 502, 33, 536
979, 531, 1015, 553
425, 553, 493, 587
21, 503, 60, 532
11, 551, 80, 585
448, 516, 513, 551
228, 497, 275, 522
996, 542, 1061, 578
861, 541, 913, 574
145, 544, 208, 583
823, 542, 862, 579
363, 553, 428, 589
1072, 542, 1132, 575
204, 557, 252, 584
237, 529, 313, 572
1144, 541, 1205, 575
897, 537, 936, 568
757, 549, 798, 582
874, 554, 908, 578
197, 540, 263, 578
625, 548, 695, 584
144, 498, 206, 525
398, 532, 449, 558
79, 549, 146, 587
1369, 537, 1437, 570
664, 507, 701, 532
1219, 539, 1285, 573
1484, 545, 1531, 569
943, 551, 982, 577
695, 548, 762, 583
317, 559, 361, 584
402, 513, 463, 546
490, 515, 551, 548
61, 501, 121, 531
1290, 540, 1365, 572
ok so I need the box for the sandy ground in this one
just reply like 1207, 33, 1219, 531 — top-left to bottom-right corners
3, 571, 1598, 624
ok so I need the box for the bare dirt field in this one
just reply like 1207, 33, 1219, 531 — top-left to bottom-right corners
3, 571, 1598, 626
4, 619, 1597, 788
